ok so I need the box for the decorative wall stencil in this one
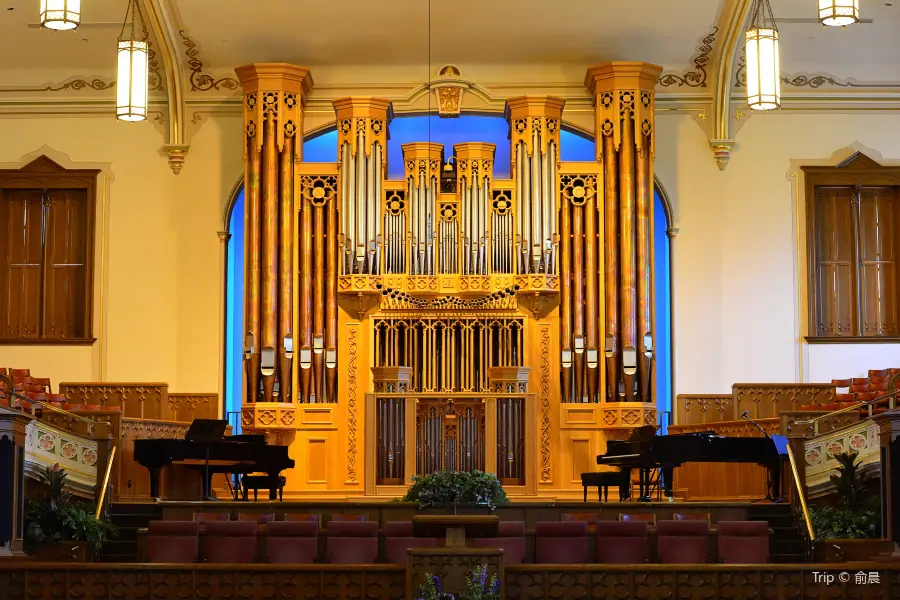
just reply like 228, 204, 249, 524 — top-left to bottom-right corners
803, 421, 880, 498
657, 28, 717, 88
734, 48, 900, 89
24, 420, 98, 498
0, 41, 162, 94
179, 30, 239, 92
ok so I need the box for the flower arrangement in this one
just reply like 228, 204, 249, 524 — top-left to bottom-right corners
402, 470, 508, 510
417, 565, 500, 600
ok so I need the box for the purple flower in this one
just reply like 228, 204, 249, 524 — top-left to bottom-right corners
432, 574, 442, 593
479, 566, 487, 587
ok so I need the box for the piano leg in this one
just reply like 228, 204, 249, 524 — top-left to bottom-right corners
638, 468, 650, 502
148, 467, 162, 499
771, 461, 783, 500
662, 466, 675, 500
267, 471, 280, 501
618, 470, 631, 501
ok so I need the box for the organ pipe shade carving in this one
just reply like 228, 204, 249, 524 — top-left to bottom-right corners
746, 0, 781, 110
373, 317, 524, 393
818, 0, 859, 26
115, 0, 148, 122
236, 63, 312, 405
40, 0, 79, 30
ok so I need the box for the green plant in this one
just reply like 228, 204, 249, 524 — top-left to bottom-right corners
402, 470, 508, 509
810, 450, 880, 539
417, 565, 500, 600
25, 464, 116, 552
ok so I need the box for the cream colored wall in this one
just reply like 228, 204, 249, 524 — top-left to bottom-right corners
0, 114, 242, 395
656, 110, 900, 394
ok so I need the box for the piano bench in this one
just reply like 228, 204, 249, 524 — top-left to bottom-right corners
581, 472, 630, 502
241, 475, 287, 501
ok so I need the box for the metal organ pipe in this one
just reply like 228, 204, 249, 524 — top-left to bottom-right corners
541, 143, 551, 273
584, 156, 598, 404
374, 143, 383, 274
313, 200, 326, 402
604, 134, 619, 402
560, 182, 572, 403
326, 187, 337, 403
515, 143, 524, 273
300, 172, 313, 402
246, 137, 261, 402
261, 116, 278, 400
355, 127, 366, 274
366, 144, 376, 275
339, 143, 350, 274
530, 128, 541, 273
548, 141, 558, 275
278, 135, 294, 403
636, 142, 652, 403
346, 143, 356, 274
619, 114, 637, 403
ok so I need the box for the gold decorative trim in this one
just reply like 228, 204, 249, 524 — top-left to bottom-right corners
179, 30, 239, 93
734, 48, 900, 89
539, 325, 551, 483
148, 44, 164, 92
346, 324, 359, 483
657, 27, 717, 88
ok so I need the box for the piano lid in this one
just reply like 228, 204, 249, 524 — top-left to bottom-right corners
185, 419, 228, 443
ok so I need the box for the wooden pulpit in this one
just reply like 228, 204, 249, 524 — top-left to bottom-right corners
0, 409, 30, 556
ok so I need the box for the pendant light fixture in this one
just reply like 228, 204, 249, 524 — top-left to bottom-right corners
745, 0, 781, 110
116, 0, 149, 122
39, 0, 80, 30
818, 0, 859, 26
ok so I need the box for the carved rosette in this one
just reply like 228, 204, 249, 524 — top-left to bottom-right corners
599, 402, 658, 432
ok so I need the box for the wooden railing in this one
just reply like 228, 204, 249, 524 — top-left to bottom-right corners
675, 384, 836, 426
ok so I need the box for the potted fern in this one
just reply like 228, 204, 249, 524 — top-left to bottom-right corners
810, 451, 888, 561
402, 471, 508, 514
25, 464, 116, 561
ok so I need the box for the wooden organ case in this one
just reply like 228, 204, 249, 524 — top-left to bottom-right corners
235, 63, 663, 499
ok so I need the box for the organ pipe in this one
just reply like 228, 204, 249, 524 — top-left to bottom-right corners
586, 62, 662, 405
236, 63, 311, 406
603, 133, 619, 402
507, 97, 565, 277
326, 187, 337, 403
278, 136, 294, 403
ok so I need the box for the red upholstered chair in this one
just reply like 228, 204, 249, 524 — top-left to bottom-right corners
238, 513, 275, 524
193, 512, 230, 524
717, 521, 770, 564
83, 404, 102, 411
147, 521, 200, 563
870, 369, 890, 378
832, 378, 852, 391
9, 369, 30, 379
596, 520, 649, 564
63, 404, 84, 411
534, 521, 589, 563
203, 521, 258, 563
47, 393, 66, 408
285, 513, 321, 523
325, 520, 379, 564
657, 520, 709, 564
330, 513, 368, 522
675, 513, 711, 523
850, 384, 872, 393
266, 520, 319, 564
30, 377, 51, 392
799, 404, 820, 411
471, 521, 526, 565
818, 403, 840, 412
384, 521, 441, 564
562, 512, 600, 533
619, 513, 656, 524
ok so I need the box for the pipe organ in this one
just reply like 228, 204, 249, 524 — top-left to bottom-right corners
236, 62, 661, 499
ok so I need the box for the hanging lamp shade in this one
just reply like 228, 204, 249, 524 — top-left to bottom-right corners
39, 0, 80, 30
818, 0, 859, 26
116, 0, 148, 122
746, 0, 781, 110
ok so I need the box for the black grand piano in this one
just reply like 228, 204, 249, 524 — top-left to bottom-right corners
597, 425, 788, 501
134, 419, 294, 500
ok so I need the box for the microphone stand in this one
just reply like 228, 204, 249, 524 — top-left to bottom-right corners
741, 411, 782, 503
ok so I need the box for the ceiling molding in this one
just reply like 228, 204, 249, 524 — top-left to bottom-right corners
142, 0, 189, 174
657, 27, 717, 89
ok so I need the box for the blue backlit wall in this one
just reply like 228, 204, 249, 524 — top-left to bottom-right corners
224, 118, 672, 427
